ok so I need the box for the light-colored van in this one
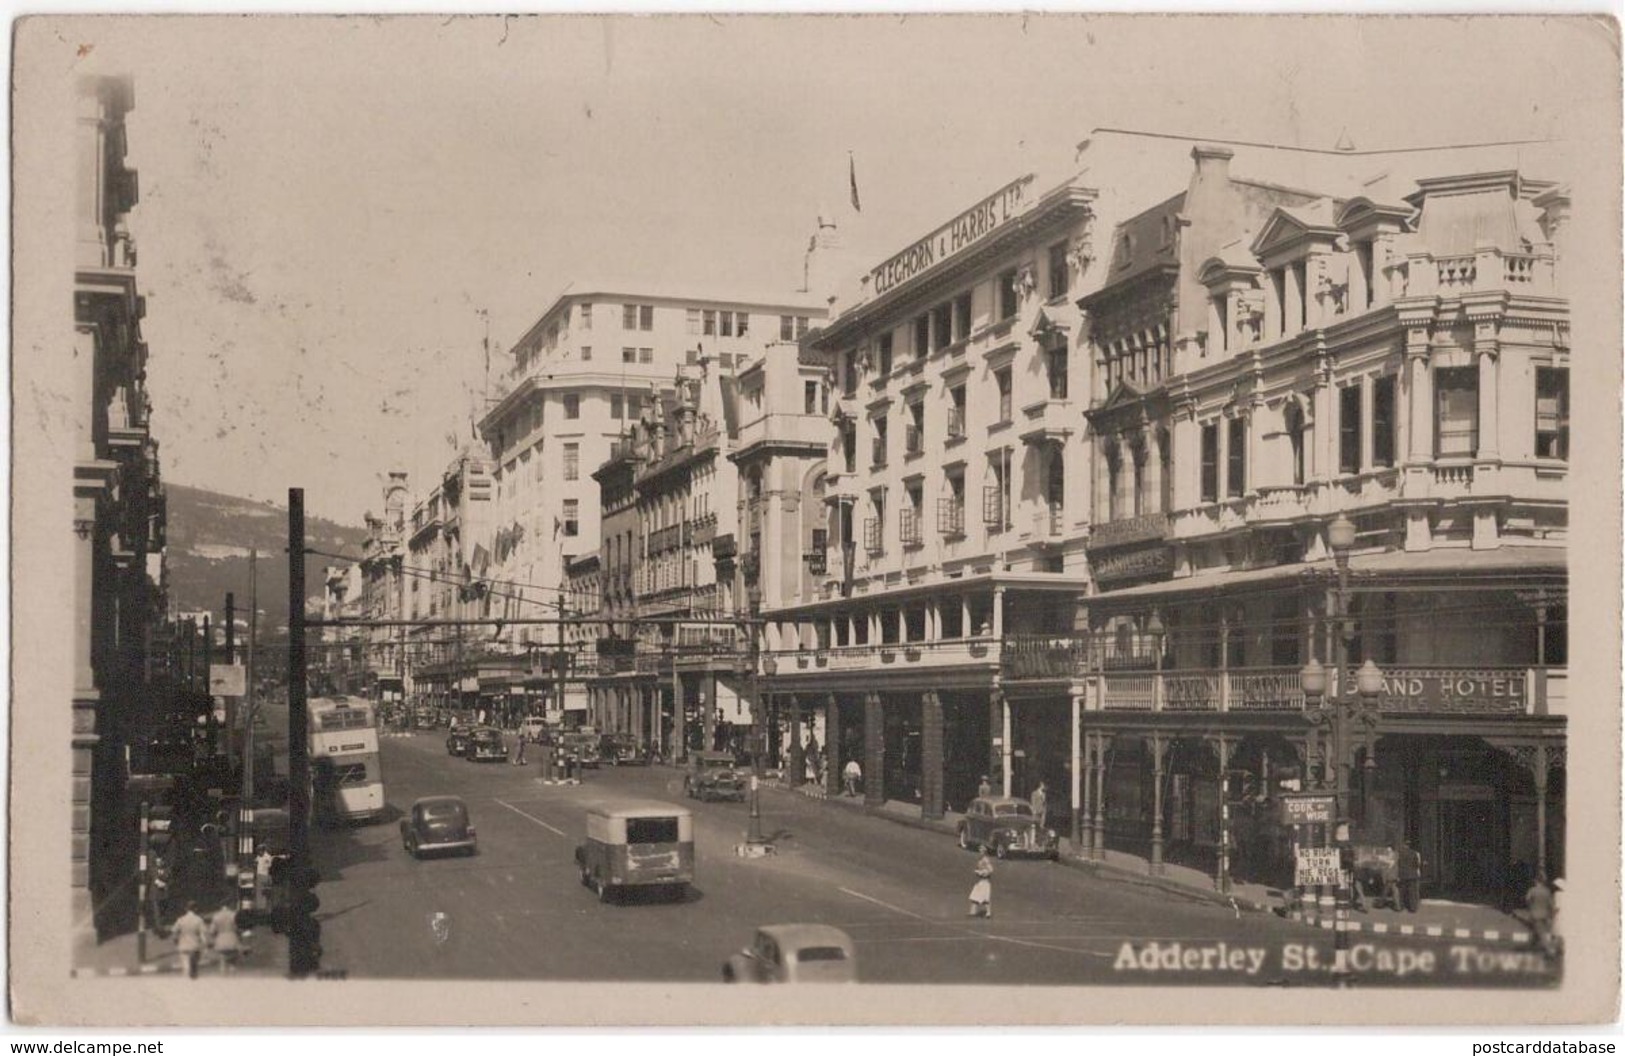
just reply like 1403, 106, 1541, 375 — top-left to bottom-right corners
574, 800, 694, 903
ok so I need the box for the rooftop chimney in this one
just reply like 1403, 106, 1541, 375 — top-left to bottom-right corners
1191, 144, 1234, 181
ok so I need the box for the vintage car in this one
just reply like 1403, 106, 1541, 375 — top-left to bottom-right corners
600, 732, 648, 766
445, 724, 473, 757
684, 751, 747, 802
518, 717, 549, 744
956, 795, 1060, 860
559, 730, 602, 768
466, 726, 507, 762
400, 795, 477, 858
574, 800, 693, 903
722, 925, 857, 984
413, 710, 440, 731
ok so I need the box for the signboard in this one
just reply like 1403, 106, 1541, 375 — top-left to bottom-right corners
870, 176, 1034, 295
1343, 668, 1526, 715
1295, 846, 1342, 887
1279, 793, 1335, 825
209, 664, 246, 697
1091, 544, 1172, 585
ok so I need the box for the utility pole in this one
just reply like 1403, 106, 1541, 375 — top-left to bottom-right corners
287, 489, 319, 977
237, 552, 260, 918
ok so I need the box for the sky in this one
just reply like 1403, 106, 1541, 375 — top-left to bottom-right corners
76, 14, 1602, 525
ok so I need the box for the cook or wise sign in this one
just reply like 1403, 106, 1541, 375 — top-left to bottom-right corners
1295, 847, 1343, 887
1279, 794, 1335, 825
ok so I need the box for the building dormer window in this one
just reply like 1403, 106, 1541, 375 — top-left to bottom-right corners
1114, 233, 1134, 270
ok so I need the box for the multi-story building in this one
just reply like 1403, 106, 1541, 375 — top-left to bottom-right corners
730, 336, 841, 773
74, 75, 169, 940
477, 285, 825, 709
402, 452, 498, 715
999, 147, 1570, 901
318, 563, 366, 694
761, 171, 1100, 815
358, 471, 408, 704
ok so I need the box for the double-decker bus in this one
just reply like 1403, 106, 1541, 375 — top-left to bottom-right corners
308, 696, 385, 824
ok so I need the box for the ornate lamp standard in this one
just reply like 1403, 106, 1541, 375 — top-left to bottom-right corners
1300, 513, 1384, 985
742, 581, 770, 855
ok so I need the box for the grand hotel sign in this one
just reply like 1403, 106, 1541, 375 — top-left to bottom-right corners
871, 175, 1035, 296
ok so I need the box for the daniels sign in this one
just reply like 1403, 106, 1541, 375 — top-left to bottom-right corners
871, 176, 1034, 295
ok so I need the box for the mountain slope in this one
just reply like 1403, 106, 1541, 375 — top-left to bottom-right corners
163, 483, 368, 632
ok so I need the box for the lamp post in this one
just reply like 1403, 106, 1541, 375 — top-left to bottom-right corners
743, 582, 770, 854
1301, 513, 1383, 985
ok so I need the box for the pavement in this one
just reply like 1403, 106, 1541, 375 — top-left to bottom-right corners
785, 782, 1538, 947
71, 921, 288, 978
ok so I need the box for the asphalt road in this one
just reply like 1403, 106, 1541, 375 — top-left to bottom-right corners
306, 731, 1558, 989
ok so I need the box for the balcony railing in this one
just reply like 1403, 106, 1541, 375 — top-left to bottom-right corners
938, 497, 965, 536
765, 637, 1000, 675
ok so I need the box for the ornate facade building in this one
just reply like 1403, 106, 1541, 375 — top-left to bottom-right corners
761, 172, 1099, 816
1002, 147, 1569, 898
74, 75, 169, 940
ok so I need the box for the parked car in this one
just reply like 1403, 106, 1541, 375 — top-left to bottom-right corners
466, 727, 507, 762
560, 730, 602, 768
722, 925, 857, 983
445, 724, 473, 757
400, 796, 477, 858
519, 717, 548, 744
684, 751, 747, 802
956, 796, 1060, 860
601, 732, 648, 766
414, 710, 440, 731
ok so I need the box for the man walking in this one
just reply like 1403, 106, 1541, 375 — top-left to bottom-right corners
978, 775, 992, 799
173, 901, 207, 979
1396, 841, 1422, 913
843, 758, 862, 798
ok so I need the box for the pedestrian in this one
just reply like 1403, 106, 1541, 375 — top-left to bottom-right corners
978, 775, 992, 799
968, 853, 995, 918
173, 901, 207, 979
1526, 872, 1556, 955
253, 845, 274, 912
208, 902, 242, 974
843, 758, 862, 797
1030, 781, 1048, 828
512, 732, 527, 766
1396, 841, 1422, 913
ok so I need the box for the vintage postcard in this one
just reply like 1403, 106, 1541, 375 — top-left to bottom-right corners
9, 13, 1621, 1027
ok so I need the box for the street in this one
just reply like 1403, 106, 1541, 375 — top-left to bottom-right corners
306, 734, 1556, 987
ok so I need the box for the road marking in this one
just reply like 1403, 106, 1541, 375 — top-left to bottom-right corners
494, 799, 568, 838
837, 886, 933, 921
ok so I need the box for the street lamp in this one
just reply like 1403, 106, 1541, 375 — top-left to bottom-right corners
742, 582, 770, 855
1300, 513, 1383, 985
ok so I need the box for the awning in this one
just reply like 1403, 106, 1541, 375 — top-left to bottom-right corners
1089, 545, 1567, 606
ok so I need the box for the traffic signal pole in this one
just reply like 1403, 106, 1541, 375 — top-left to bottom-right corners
287, 488, 319, 976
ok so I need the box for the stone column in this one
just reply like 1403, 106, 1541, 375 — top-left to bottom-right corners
1475, 333, 1501, 463
864, 692, 884, 807
1534, 744, 1550, 881
788, 695, 804, 788
921, 691, 945, 820
1359, 373, 1375, 473
1405, 334, 1433, 464
992, 586, 1005, 638
825, 694, 843, 797
1312, 365, 1336, 482
672, 670, 687, 763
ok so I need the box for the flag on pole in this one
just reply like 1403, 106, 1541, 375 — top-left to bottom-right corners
848, 151, 861, 213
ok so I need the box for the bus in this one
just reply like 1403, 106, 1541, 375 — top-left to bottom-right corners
308, 696, 385, 824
